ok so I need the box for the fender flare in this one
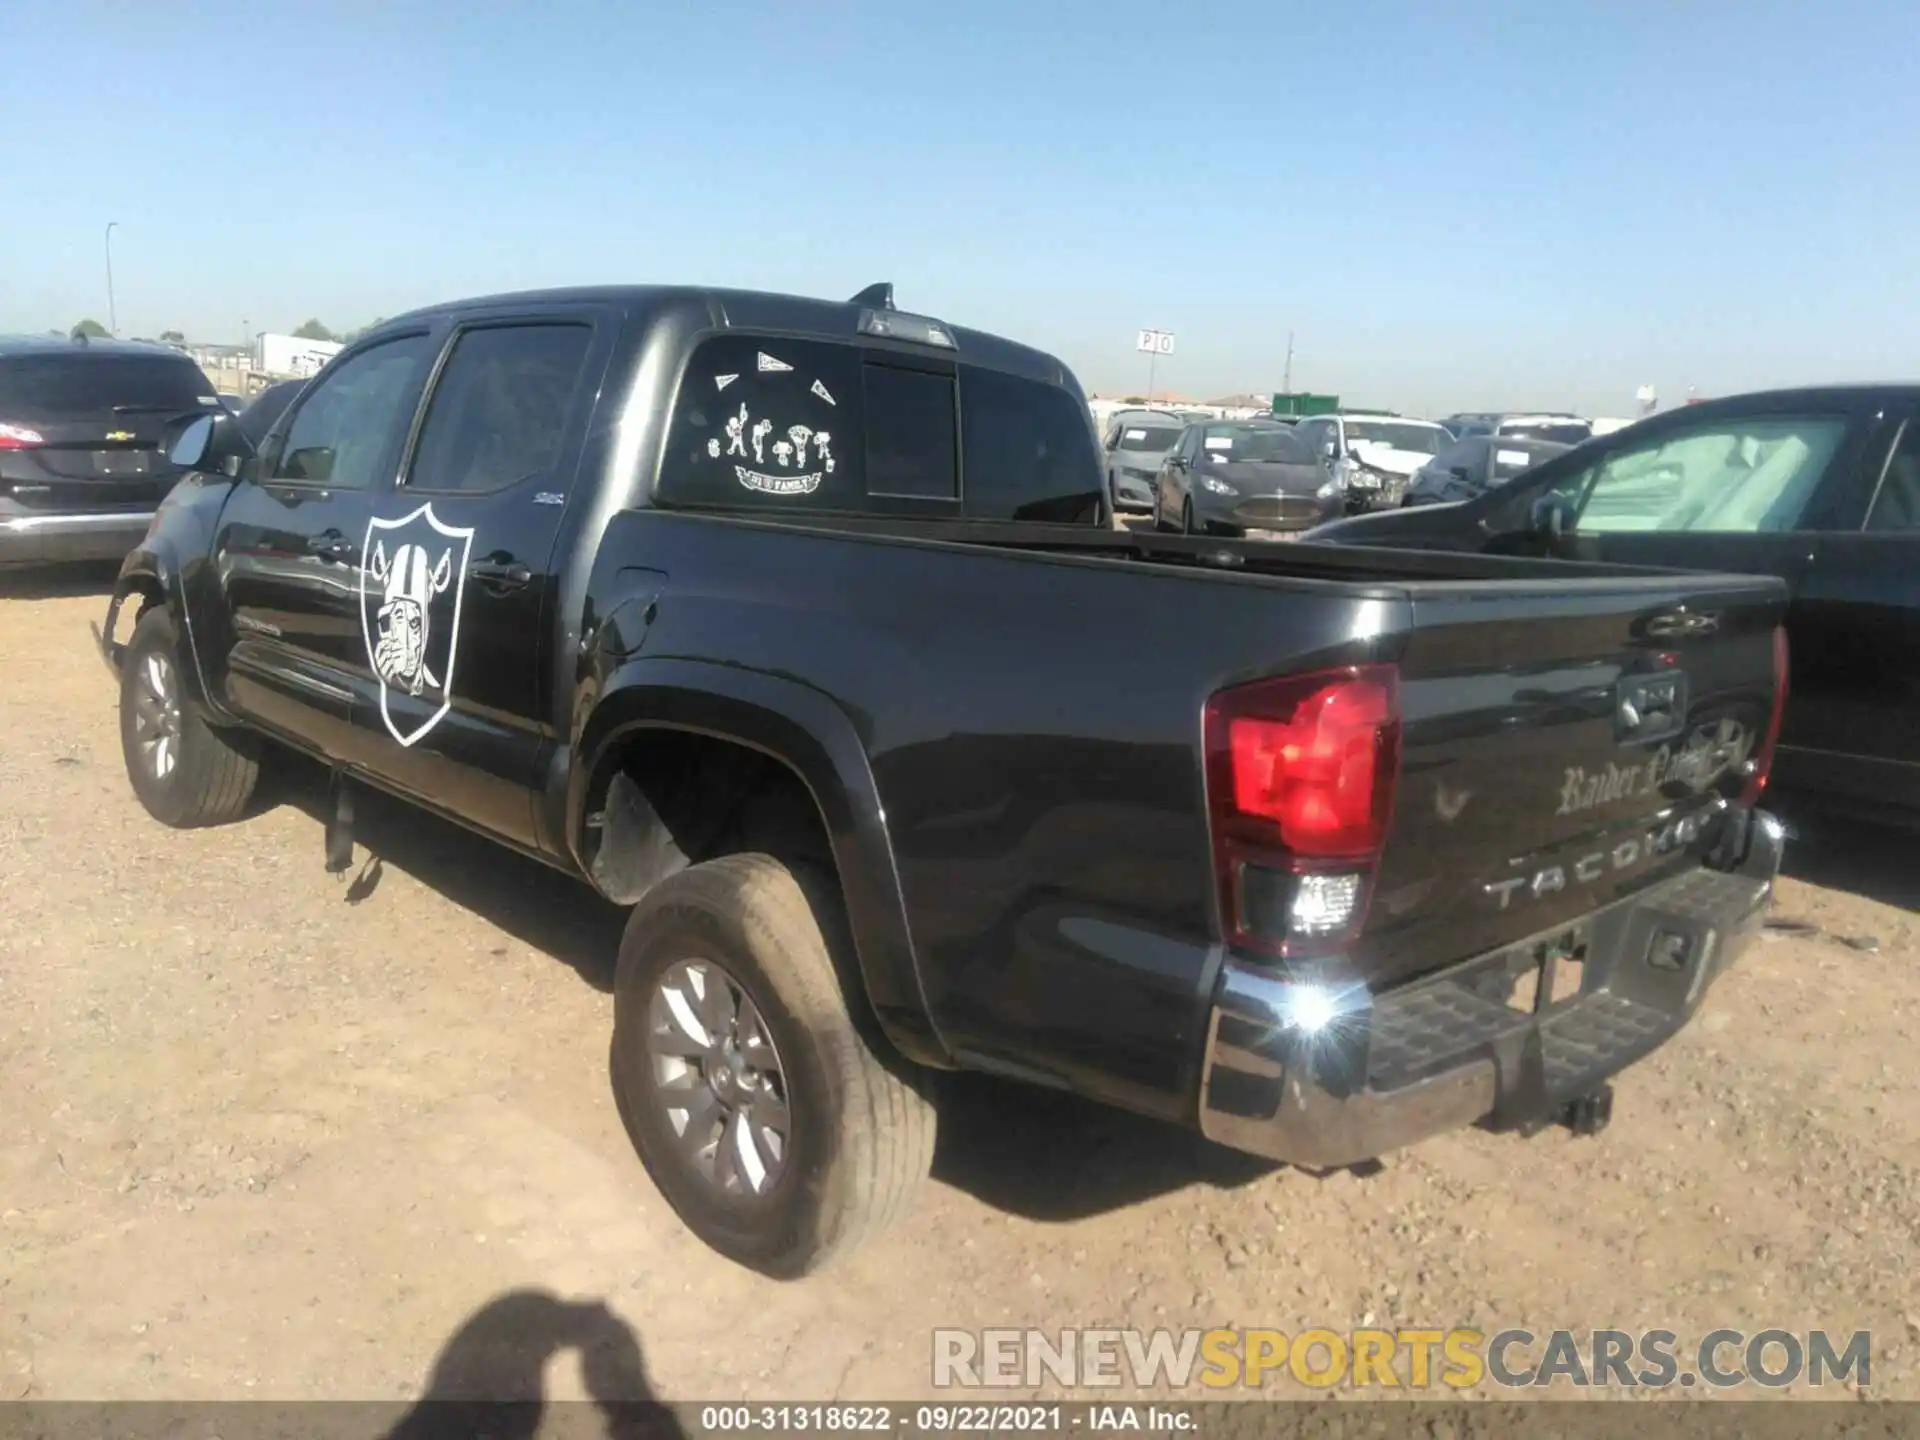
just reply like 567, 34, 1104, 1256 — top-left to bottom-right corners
101, 545, 219, 716
572, 656, 950, 1068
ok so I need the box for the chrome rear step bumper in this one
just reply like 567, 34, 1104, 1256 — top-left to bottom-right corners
1198, 808, 1784, 1169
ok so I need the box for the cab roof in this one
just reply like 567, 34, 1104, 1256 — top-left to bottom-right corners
0, 334, 197, 360
378, 283, 1073, 389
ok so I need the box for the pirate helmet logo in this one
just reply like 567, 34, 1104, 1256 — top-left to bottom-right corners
357, 502, 475, 747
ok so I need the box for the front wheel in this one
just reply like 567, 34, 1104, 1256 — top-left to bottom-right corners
610, 853, 936, 1277
1181, 498, 1195, 534
119, 606, 259, 828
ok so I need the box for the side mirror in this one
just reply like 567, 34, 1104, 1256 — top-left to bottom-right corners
164, 410, 255, 475
1529, 493, 1576, 539
165, 413, 215, 470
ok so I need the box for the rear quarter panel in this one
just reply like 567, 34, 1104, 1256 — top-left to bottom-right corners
585, 510, 1405, 1120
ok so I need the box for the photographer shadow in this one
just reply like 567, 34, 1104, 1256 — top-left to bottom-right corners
383, 1288, 683, 1440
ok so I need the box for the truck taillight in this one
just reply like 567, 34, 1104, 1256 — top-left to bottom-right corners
1204, 665, 1401, 958
1742, 625, 1789, 805
0, 423, 46, 450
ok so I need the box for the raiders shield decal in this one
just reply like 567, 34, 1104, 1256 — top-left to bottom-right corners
358, 502, 475, 747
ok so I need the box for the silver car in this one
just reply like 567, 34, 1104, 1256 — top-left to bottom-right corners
1100, 408, 1189, 513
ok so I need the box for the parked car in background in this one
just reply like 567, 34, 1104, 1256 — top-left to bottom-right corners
1, 336, 220, 567
1403, 435, 1572, 507
1101, 407, 1188, 513
1152, 418, 1342, 535
1293, 412, 1451, 511
1442, 412, 1594, 445
1304, 384, 1920, 828
1438, 412, 1499, 437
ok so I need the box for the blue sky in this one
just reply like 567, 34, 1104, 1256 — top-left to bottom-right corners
4, 0, 1914, 415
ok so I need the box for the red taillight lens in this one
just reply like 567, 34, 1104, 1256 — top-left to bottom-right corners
1743, 625, 1789, 804
1205, 665, 1402, 956
0, 423, 46, 450
1226, 676, 1397, 856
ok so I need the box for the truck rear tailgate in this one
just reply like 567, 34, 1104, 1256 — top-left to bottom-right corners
1353, 571, 1787, 990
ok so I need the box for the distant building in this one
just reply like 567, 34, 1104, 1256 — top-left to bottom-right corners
254, 332, 343, 378
184, 342, 249, 369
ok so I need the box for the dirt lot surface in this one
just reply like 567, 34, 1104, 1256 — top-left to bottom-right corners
2, 567, 1917, 1406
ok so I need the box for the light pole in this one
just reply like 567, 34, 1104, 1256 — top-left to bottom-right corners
104, 222, 119, 335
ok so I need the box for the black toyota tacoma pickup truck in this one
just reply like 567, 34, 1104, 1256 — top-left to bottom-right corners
97, 282, 1789, 1277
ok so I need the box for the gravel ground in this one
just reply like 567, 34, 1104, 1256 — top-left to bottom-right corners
1, 567, 1916, 1407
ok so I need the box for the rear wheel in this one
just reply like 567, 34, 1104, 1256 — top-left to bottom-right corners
611, 853, 936, 1277
119, 606, 259, 828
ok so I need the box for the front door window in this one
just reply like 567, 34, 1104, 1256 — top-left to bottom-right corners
1571, 416, 1849, 534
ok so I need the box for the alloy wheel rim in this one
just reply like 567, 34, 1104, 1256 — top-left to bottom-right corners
646, 957, 791, 1196
132, 651, 182, 782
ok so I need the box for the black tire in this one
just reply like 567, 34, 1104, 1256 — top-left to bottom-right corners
1181, 498, 1196, 534
610, 853, 936, 1278
119, 606, 259, 828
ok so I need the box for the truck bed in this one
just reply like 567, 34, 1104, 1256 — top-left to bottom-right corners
600, 507, 1787, 1120
679, 508, 1767, 592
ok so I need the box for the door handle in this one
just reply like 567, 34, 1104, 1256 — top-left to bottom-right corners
468, 555, 532, 592
307, 530, 358, 564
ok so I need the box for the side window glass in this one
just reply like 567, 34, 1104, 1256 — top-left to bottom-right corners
657, 336, 859, 506
1571, 416, 1848, 534
959, 367, 1104, 524
407, 324, 593, 494
1865, 419, 1920, 532
862, 363, 957, 499
272, 334, 434, 488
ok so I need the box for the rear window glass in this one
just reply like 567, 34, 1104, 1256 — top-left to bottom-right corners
657, 336, 863, 506
1491, 445, 1546, 479
1500, 421, 1591, 445
0, 354, 213, 420
1115, 424, 1182, 452
657, 337, 1102, 523
864, 364, 957, 499
960, 366, 1103, 524
1343, 420, 1448, 454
